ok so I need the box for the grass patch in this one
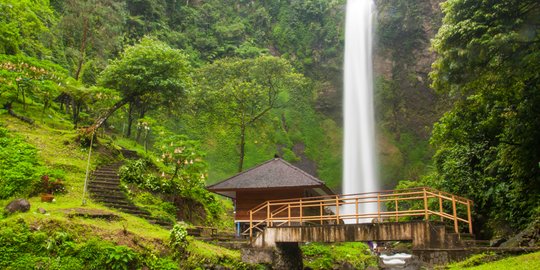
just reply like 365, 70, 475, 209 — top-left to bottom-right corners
446, 251, 540, 270
301, 242, 377, 269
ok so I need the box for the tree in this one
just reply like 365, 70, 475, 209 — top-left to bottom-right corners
429, 0, 540, 234
195, 56, 306, 171
57, 0, 125, 80
0, 0, 56, 57
89, 37, 192, 133
156, 135, 207, 192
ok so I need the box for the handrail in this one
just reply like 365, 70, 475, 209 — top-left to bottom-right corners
246, 188, 474, 242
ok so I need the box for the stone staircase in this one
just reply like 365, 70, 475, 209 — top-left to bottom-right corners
88, 150, 172, 228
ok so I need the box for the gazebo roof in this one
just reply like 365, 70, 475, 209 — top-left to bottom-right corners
207, 158, 334, 198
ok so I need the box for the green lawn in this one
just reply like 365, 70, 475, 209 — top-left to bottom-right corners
447, 251, 540, 270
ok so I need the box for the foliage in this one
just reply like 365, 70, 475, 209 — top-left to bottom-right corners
446, 251, 540, 270
194, 55, 307, 171
56, 0, 125, 80
99, 36, 191, 104
430, 0, 540, 234
105, 245, 139, 270
0, 126, 43, 198
301, 242, 376, 270
0, 54, 66, 111
0, 0, 56, 57
169, 222, 189, 252
156, 135, 207, 192
0, 219, 177, 269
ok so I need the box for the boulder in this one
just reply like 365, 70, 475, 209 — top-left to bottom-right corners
5, 198, 31, 214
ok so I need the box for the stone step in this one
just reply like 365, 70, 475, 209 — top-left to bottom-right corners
89, 185, 123, 192
89, 180, 120, 186
91, 193, 127, 201
92, 172, 119, 177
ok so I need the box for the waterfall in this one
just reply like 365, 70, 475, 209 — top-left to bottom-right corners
342, 0, 378, 222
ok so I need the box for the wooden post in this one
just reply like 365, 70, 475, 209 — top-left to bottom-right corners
438, 192, 444, 222
320, 201, 323, 225
452, 195, 458, 233
377, 194, 381, 221
299, 199, 303, 225
267, 203, 271, 227
394, 198, 399, 222
423, 188, 429, 220
335, 195, 340, 224
467, 200, 473, 234
355, 198, 359, 224
288, 203, 291, 226
249, 210, 253, 240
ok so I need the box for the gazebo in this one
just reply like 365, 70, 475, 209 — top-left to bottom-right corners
206, 158, 335, 235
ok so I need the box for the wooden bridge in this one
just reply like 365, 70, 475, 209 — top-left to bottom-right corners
243, 187, 474, 248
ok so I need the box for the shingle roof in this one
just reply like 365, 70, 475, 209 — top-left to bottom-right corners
207, 158, 326, 191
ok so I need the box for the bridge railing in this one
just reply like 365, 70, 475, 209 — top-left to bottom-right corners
243, 187, 473, 241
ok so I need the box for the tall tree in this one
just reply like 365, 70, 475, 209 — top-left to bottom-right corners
89, 37, 191, 133
429, 0, 540, 234
195, 56, 306, 172
57, 0, 125, 81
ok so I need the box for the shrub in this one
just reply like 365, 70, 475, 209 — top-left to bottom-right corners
105, 245, 139, 270
0, 127, 41, 198
170, 222, 189, 252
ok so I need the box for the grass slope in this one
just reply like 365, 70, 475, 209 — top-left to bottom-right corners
0, 108, 246, 268
446, 251, 540, 270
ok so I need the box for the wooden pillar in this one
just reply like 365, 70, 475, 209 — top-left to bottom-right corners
267, 203, 272, 227
320, 201, 323, 225
249, 210, 253, 240
423, 188, 429, 220
355, 198, 359, 224
452, 195, 458, 233
377, 194, 381, 221
394, 198, 399, 222
438, 192, 444, 222
335, 195, 340, 224
467, 200, 473, 234
299, 199, 303, 225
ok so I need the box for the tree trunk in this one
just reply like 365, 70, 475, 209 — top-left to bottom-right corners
88, 98, 129, 133
126, 102, 134, 137
135, 107, 146, 143
238, 124, 246, 172
74, 16, 88, 80
3, 102, 34, 124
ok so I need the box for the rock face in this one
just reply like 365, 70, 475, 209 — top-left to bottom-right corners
501, 220, 540, 248
5, 198, 31, 214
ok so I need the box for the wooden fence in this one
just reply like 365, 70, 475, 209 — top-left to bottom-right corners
244, 187, 473, 240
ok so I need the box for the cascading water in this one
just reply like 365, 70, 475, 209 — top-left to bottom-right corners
342, 0, 378, 222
